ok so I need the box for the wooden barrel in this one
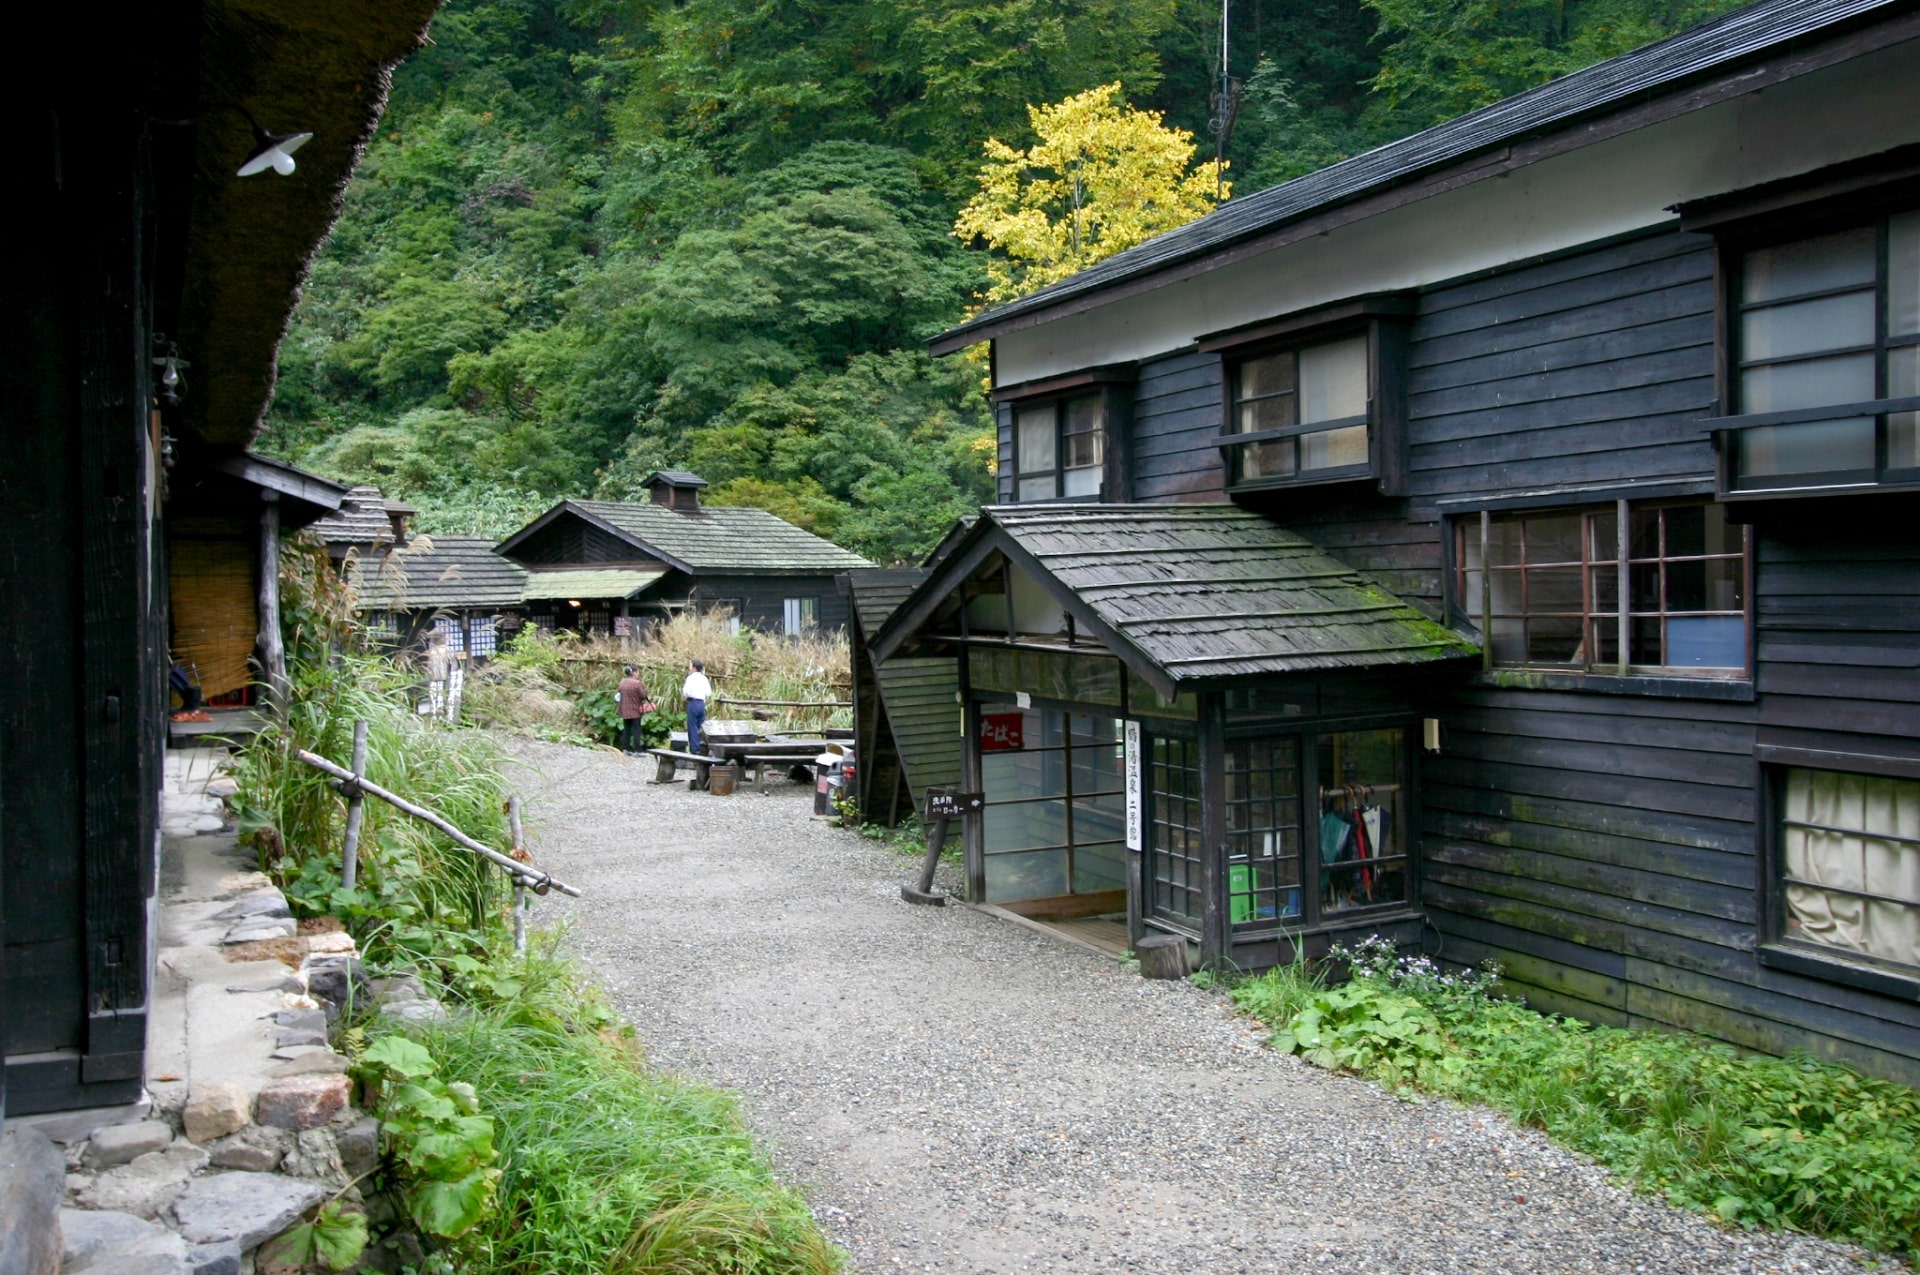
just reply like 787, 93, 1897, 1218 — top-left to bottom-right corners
708, 761, 741, 796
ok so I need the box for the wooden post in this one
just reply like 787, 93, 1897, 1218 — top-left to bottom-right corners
339, 719, 369, 892
901, 816, 950, 906
258, 491, 287, 713
508, 796, 528, 954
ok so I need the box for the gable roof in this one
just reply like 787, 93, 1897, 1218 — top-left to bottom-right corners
350, 535, 528, 610
932, 0, 1908, 353
872, 505, 1479, 691
499, 499, 874, 573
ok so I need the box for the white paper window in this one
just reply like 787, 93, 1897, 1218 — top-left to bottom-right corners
1780, 768, 1920, 973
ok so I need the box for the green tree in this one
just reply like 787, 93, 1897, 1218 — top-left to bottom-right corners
1364, 0, 1749, 131
954, 83, 1226, 305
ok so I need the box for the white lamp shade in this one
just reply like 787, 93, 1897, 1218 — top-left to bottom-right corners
237, 130, 313, 177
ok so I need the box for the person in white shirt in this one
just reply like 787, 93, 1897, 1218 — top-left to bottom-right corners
682, 658, 713, 754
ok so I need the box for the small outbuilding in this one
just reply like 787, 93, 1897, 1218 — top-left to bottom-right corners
496, 471, 873, 635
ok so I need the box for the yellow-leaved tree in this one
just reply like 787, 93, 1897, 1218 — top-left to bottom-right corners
954, 83, 1229, 306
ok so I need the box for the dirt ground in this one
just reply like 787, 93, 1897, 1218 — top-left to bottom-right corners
502, 737, 1888, 1275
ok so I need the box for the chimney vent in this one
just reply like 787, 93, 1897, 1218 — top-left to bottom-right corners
642, 470, 709, 513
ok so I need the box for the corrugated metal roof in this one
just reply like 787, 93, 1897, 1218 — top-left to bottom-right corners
980, 505, 1478, 683
570, 500, 875, 572
350, 535, 529, 610
520, 568, 668, 601
935, 0, 1903, 348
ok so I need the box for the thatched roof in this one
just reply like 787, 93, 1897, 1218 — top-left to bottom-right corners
177, 0, 441, 448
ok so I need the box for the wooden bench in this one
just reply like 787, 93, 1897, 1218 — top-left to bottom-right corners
714, 742, 832, 792
646, 748, 725, 788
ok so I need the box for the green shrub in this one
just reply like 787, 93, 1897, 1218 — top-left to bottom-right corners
1229, 936, 1920, 1256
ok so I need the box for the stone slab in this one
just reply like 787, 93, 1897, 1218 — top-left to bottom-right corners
59, 1208, 162, 1265
172, 1173, 327, 1249
67, 1230, 187, 1275
0, 1128, 66, 1275
186, 1240, 241, 1275
75, 1145, 208, 1219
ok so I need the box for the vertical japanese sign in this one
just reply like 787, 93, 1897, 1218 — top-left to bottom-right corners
1124, 719, 1142, 852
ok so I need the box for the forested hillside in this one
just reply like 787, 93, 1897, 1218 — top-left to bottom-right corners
259, 0, 1746, 562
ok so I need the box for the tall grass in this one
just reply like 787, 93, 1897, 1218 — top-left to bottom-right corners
419, 972, 841, 1275
230, 540, 515, 960
1230, 940, 1920, 1256
481, 612, 853, 738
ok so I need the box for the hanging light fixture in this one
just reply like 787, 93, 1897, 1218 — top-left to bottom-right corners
237, 121, 313, 177
152, 337, 190, 406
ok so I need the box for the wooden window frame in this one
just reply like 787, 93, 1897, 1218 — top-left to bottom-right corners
782, 595, 820, 637
993, 365, 1135, 504
1198, 294, 1413, 498
1754, 751, 1920, 999
1684, 154, 1920, 499
1453, 498, 1753, 679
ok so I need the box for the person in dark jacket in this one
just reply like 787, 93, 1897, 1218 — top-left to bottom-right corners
616, 665, 649, 753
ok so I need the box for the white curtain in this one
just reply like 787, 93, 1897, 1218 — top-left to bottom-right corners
1783, 769, 1920, 967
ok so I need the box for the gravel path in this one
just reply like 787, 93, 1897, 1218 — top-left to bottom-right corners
502, 737, 1893, 1275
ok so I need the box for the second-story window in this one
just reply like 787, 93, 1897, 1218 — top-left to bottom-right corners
1720, 209, 1920, 491
1014, 394, 1104, 501
1230, 334, 1370, 485
1200, 294, 1412, 496
1456, 499, 1750, 675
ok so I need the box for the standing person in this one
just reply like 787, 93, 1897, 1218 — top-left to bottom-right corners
682, 657, 712, 756
425, 630, 451, 720
616, 664, 649, 754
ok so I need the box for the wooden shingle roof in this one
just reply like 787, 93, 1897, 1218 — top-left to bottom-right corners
520, 568, 668, 601
308, 486, 401, 549
545, 500, 874, 573
350, 535, 528, 610
874, 505, 1479, 688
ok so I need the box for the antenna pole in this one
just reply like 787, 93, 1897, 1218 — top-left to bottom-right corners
1217, 0, 1230, 201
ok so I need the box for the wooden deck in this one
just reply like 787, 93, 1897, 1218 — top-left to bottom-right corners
1039, 915, 1129, 958
167, 708, 269, 747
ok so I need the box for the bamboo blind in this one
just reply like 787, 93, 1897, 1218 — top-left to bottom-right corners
170, 535, 257, 699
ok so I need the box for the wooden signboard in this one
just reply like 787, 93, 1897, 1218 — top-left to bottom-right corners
925, 787, 984, 819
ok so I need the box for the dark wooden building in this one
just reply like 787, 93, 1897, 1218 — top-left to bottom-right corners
1, 1, 438, 1115
847, 571, 964, 826
876, 0, 1920, 1084
496, 472, 873, 636
348, 534, 529, 660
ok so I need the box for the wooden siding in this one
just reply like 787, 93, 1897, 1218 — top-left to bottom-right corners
1754, 513, 1920, 763
509, 518, 644, 567
1421, 686, 1920, 1084
688, 573, 852, 635
997, 221, 1920, 1081
1131, 351, 1226, 503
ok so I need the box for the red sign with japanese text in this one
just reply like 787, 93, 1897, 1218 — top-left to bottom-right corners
980, 711, 1025, 752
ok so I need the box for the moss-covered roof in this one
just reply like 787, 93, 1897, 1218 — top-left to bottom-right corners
505, 500, 874, 573
519, 568, 669, 601
875, 504, 1480, 688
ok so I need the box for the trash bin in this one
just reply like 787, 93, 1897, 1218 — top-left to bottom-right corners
812, 744, 850, 818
